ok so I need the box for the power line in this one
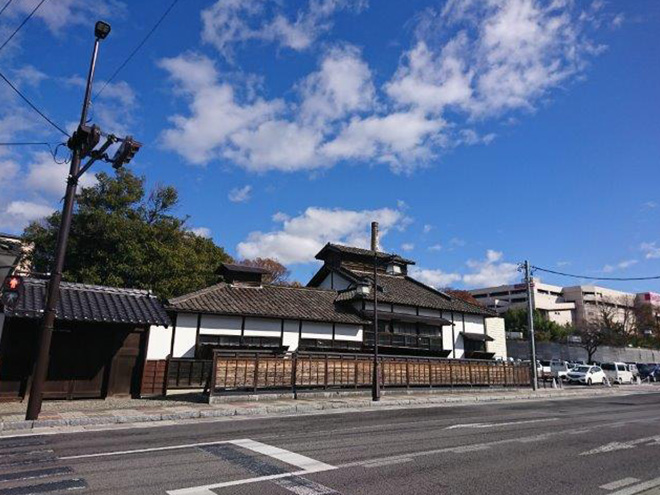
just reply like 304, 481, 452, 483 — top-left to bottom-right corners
0, 70, 70, 136
532, 265, 660, 282
0, 0, 15, 18
0, 0, 48, 54
94, 0, 180, 100
0, 141, 54, 146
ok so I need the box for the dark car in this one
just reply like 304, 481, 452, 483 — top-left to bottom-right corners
638, 364, 660, 382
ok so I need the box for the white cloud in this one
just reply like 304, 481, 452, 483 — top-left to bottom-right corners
641, 242, 660, 260
0, 160, 19, 184
462, 249, 519, 287
201, 0, 367, 58
8, 0, 125, 34
1, 200, 54, 231
556, 260, 571, 267
159, 53, 283, 165
162, 0, 603, 173
228, 185, 253, 203
409, 266, 461, 288
322, 111, 443, 170
401, 243, 414, 251
190, 227, 212, 238
602, 259, 638, 273
236, 206, 409, 264
428, 243, 443, 252
24, 151, 96, 197
299, 45, 375, 126
423, 224, 433, 234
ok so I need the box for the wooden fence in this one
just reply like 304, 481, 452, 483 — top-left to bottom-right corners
210, 351, 531, 396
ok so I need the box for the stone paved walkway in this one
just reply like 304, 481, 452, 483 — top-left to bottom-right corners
1, 384, 656, 433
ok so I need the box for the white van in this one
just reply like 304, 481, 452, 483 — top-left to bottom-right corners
550, 359, 571, 380
601, 362, 634, 384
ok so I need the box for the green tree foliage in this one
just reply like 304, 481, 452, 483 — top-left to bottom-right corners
503, 308, 573, 342
23, 170, 232, 299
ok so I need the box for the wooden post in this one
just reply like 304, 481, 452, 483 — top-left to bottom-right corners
468, 361, 474, 388
291, 352, 298, 400
253, 354, 259, 393
354, 355, 359, 389
449, 361, 454, 388
406, 359, 410, 389
209, 352, 218, 398
324, 354, 329, 389
429, 360, 433, 389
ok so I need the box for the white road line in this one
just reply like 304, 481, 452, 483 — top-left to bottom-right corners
229, 439, 335, 472
363, 457, 413, 468
168, 424, 602, 494
167, 469, 331, 495
445, 418, 558, 430
600, 478, 640, 491
609, 477, 660, 495
580, 436, 660, 456
59, 440, 233, 460
272, 476, 339, 495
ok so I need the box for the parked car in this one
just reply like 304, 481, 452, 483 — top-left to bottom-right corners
626, 363, 640, 379
566, 365, 606, 385
639, 364, 660, 382
550, 359, 571, 380
601, 362, 634, 384
538, 360, 552, 379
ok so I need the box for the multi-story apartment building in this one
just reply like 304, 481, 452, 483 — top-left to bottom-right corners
469, 281, 639, 331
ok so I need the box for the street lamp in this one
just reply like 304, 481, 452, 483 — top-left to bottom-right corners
371, 252, 397, 402
25, 21, 141, 421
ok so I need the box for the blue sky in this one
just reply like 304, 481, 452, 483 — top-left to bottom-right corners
1, 0, 659, 292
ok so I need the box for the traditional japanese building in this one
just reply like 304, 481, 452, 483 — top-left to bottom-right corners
152, 232, 506, 370
0, 278, 170, 400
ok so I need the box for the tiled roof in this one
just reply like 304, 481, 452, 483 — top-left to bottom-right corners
346, 270, 496, 317
168, 283, 368, 325
316, 243, 415, 265
3, 278, 171, 326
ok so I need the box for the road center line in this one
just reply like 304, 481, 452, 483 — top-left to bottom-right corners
445, 418, 559, 430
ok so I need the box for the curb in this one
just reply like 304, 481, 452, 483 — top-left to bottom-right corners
0, 387, 654, 432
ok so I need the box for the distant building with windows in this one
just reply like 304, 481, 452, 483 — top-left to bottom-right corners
469, 280, 641, 331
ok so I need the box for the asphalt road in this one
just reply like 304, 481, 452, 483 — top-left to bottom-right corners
1, 392, 660, 495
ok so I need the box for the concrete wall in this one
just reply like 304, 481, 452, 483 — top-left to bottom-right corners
485, 317, 507, 359
507, 340, 660, 363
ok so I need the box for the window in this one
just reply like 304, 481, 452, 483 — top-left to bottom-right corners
418, 324, 441, 337
392, 322, 417, 335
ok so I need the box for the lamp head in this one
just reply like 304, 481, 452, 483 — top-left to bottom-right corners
95, 21, 111, 40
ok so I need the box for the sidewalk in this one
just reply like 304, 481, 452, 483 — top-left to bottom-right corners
0, 384, 657, 434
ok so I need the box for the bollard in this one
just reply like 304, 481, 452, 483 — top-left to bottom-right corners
552, 378, 558, 389
637, 376, 641, 386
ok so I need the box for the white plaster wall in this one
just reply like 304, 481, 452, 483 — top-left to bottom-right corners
146, 325, 173, 360
485, 317, 507, 359
243, 317, 281, 337
419, 308, 441, 318
301, 321, 333, 340
172, 313, 197, 358
200, 315, 242, 336
464, 314, 486, 334
334, 324, 363, 342
282, 319, 299, 351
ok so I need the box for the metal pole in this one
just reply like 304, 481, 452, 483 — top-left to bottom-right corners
525, 260, 538, 391
25, 36, 102, 421
372, 251, 380, 401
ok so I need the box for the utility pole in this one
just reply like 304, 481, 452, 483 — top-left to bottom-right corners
524, 260, 538, 391
371, 222, 380, 402
25, 22, 117, 421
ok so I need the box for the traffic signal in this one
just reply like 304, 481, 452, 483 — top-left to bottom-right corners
111, 136, 141, 169
1, 274, 22, 310
67, 124, 101, 158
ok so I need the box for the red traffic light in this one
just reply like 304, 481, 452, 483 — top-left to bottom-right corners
1, 274, 22, 310
3, 275, 21, 292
